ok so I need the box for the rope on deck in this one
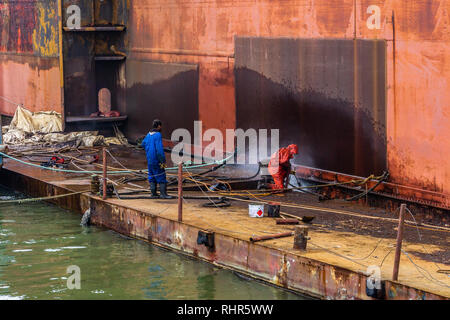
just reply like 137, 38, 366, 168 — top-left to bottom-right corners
0, 190, 88, 205
0, 151, 235, 175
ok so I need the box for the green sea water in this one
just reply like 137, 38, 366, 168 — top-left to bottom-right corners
0, 186, 306, 300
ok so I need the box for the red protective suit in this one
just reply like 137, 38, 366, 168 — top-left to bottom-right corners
268, 144, 299, 190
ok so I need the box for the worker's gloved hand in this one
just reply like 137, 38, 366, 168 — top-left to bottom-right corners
159, 163, 167, 169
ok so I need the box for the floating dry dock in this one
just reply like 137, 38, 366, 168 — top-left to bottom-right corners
0, 149, 448, 300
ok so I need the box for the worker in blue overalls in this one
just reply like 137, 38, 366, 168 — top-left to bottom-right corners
142, 119, 174, 199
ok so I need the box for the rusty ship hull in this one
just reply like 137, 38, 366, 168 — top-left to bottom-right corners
0, 0, 449, 211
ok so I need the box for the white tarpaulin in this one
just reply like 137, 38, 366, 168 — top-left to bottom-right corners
3, 106, 125, 148
9, 105, 63, 133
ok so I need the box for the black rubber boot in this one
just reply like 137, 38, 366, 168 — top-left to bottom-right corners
150, 182, 159, 199
257, 180, 267, 190
159, 183, 174, 199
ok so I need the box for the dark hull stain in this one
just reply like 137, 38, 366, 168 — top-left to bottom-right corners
235, 37, 387, 177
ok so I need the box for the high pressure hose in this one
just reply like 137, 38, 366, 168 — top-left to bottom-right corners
344, 171, 390, 202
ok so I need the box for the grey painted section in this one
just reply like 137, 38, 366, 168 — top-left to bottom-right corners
125, 60, 199, 142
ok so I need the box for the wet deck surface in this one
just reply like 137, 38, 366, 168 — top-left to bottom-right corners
2, 145, 449, 298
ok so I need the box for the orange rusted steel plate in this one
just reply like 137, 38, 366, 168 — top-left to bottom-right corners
0, 0, 62, 115
294, 165, 450, 211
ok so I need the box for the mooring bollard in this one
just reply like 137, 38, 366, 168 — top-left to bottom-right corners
102, 148, 107, 200
393, 203, 407, 281
293, 226, 309, 250
178, 162, 183, 222
91, 175, 100, 194
268, 202, 281, 217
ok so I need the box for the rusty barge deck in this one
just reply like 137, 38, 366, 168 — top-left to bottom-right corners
0, 146, 449, 300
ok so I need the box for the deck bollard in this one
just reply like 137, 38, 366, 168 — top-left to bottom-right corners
293, 226, 309, 250
102, 147, 107, 200
91, 175, 100, 194
392, 204, 406, 281
178, 162, 183, 222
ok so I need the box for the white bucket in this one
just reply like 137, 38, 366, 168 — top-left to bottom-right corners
249, 204, 265, 218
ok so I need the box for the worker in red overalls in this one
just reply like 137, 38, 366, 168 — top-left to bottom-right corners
268, 144, 299, 190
